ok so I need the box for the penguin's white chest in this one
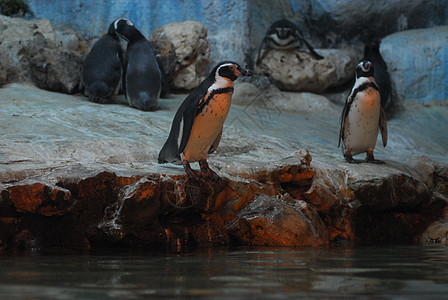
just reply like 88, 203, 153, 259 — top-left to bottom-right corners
344, 88, 381, 155
183, 90, 233, 162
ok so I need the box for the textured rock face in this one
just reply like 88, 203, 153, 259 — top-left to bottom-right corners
256, 48, 359, 92
250, 0, 448, 50
0, 84, 447, 251
150, 21, 211, 90
380, 26, 448, 103
0, 15, 85, 92
30, 48, 83, 94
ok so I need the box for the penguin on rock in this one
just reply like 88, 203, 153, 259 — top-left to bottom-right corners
338, 60, 388, 164
81, 19, 123, 104
114, 18, 168, 111
256, 19, 323, 65
158, 61, 252, 180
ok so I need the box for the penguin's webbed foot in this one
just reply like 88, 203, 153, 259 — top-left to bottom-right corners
183, 160, 202, 181
199, 158, 221, 182
366, 151, 385, 164
344, 151, 360, 164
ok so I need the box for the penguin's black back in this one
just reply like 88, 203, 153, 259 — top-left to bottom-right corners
82, 33, 122, 103
363, 41, 391, 108
158, 71, 216, 164
125, 39, 162, 111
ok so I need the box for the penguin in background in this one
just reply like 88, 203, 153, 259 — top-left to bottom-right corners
81, 19, 123, 104
158, 61, 252, 181
363, 38, 391, 109
114, 18, 168, 111
256, 19, 323, 65
338, 60, 388, 164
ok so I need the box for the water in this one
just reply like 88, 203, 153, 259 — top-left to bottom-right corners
1, 246, 447, 299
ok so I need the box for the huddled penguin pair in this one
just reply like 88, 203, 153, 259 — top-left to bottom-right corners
81, 18, 168, 111
256, 19, 323, 65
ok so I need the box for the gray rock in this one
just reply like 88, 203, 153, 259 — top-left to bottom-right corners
380, 26, 448, 104
1, 84, 447, 249
0, 15, 85, 92
148, 32, 177, 86
256, 48, 359, 92
150, 21, 211, 90
30, 48, 83, 94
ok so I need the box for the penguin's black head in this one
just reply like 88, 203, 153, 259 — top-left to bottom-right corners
356, 60, 374, 78
270, 19, 296, 39
113, 18, 144, 43
214, 61, 252, 82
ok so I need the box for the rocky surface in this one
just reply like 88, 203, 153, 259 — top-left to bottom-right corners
0, 15, 86, 92
0, 84, 447, 252
250, 0, 448, 50
150, 21, 211, 90
380, 26, 448, 104
256, 48, 359, 92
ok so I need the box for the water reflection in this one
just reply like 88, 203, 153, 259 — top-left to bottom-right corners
1, 246, 447, 299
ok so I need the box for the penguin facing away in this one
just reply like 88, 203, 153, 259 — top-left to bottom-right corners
158, 61, 252, 180
338, 60, 388, 164
363, 38, 391, 109
256, 19, 324, 65
81, 19, 123, 104
114, 18, 168, 111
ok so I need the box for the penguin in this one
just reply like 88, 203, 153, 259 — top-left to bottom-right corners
363, 38, 391, 109
256, 19, 323, 65
114, 18, 168, 111
81, 19, 123, 104
158, 61, 252, 180
338, 60, 388, 164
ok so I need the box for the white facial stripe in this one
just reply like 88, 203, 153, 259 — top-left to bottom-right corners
208, 64, 236, 93
357, 61, 371, 72
113, 18, 134, 30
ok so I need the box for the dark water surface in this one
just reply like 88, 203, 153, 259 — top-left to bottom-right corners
1, 246, 447, 299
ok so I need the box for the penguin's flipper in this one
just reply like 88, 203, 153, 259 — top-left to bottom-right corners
301, 38, 324, 60
208, 129, 222, 154
291, 28, 324, 60
159, 85, 208, 164
338, 103, 349, 148
379, 106, 388, 147
156, 55, 170, 97
256, 37, 268, 65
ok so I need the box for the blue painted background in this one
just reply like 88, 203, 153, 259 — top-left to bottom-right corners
26, 0, 448, 102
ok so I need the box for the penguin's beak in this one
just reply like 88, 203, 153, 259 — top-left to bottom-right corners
237, 66, 253, 77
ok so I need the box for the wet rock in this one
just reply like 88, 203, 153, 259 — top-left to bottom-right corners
150, 21, 211, 90
256, 48, 359, 92
7, 182, 72, 216
229, 194, 329, 246
0, 84, 447, 251
380, 26, 448, 104
0, 15, 85, 92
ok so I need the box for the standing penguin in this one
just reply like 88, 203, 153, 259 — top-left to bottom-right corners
81, 19, 123, 104
114, 19, 167, 111
158, 61, 252, 180
338, 60, 388, 164
363, 38, 391, 109
256, 19, 323, 65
